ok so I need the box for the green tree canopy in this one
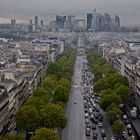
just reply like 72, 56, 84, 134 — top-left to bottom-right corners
42, 75, 57, 91
29, 128, 60, 140
112, 120, 125, 135
0, 132, 24, 140
115, 85, 130, 103
107, 103, 122, 122
94, 78, 110, 92
33, 87, 51, 103
16, 105, 40, 131
40, 103, 67, 129
47, 63, 62, 78
57, 78, 70, 89
100, 93, 121, 110
54, 85, 69, 103
24, 96, 46, 112
109, 73, 129, 88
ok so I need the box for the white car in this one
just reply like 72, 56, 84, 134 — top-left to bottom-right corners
74, 101, 77, 104
98, 122, 103, 128
111, 137, 115, 140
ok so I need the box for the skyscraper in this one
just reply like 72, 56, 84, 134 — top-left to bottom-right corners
35, 16, 38, 29
67, 15, 75, 31
115, 16, 120, 32
56, 15, 66, 29
76, 19, 86, 31
87, 13, 92, 30
29, 20, 33, 32
92, 8, 97, 30
41, 20, 44, 26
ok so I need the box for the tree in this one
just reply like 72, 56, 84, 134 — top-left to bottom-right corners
103, 64, 115, 77
47, 63, 62, 78
0, 132, 24, 140
112, 120, 125, 136
33, 87, 51, 102
100, 93, 121, 110
94, 78, 110, 92
24, 97, 46, 112
30, 128, 60, 140
54, 85, 69, 103
107, 103, 122, 122
42, 75, 57, 91
40, 103, 67, 128
109, 73, 129, 88
115, 85, 130, 103
16, 105, 40, 131
57, 78, 70, 89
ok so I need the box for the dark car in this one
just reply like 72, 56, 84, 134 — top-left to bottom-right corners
94, 114, 98, 119
93, 131, 98, 139
85, 128, 90, 136
93, 118, 98, 124
96, 108, 99, 112
92, 124, 96, 130
128, 130, 132, 136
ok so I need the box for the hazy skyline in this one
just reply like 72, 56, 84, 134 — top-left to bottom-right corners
0, 0, 140, 26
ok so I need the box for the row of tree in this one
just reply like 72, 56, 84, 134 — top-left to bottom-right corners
0, 47, 76, 140
86, 49, 130, 137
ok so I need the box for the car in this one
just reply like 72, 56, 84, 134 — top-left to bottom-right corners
93, 131, 98, 139
131, 135, 135, 140
92, 124, 96, 130
102, 137, 107, 140
127, 124, 131, 130
85, 128, 90, 136
93, 118, 98, 124
101, 129, 106, 137
96, 108, 100, 112
128, 130, 132, 136
111, 137, 115, 140
85, 118, 90, 124
122, 131, 127, 138
98, 122, 103, 128
85, 113, 89, 118
84, 109, 88, 113
123, 115, 128, 120
74, 101, 77, 104
86, 123, 91, 129
99, 115, 103, 122
124, 119, 129, 125
90, 114, 94, 121
94, 114, 98, 119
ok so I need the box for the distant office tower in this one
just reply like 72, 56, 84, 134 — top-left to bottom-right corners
56, 15, 66, 29
30, 20, 32, 24
92, 8, 97, 30
87, 13, 92, 30
35, 16, 38, 29
115, 16, 120, 32
67, 15, 75, 31
11, 19, 16, 25
11, 19, 16, 31
29, 20, 33, 32
103, 13, 112, 31
41, 20, 44, 26
76, 19, 86, 31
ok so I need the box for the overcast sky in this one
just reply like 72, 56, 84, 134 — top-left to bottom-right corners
0, 0, 140, 26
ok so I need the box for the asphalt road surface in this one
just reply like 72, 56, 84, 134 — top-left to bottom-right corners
62, 55, 86, 140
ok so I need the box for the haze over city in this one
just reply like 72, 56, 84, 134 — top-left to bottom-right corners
0, 0, 140, 26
